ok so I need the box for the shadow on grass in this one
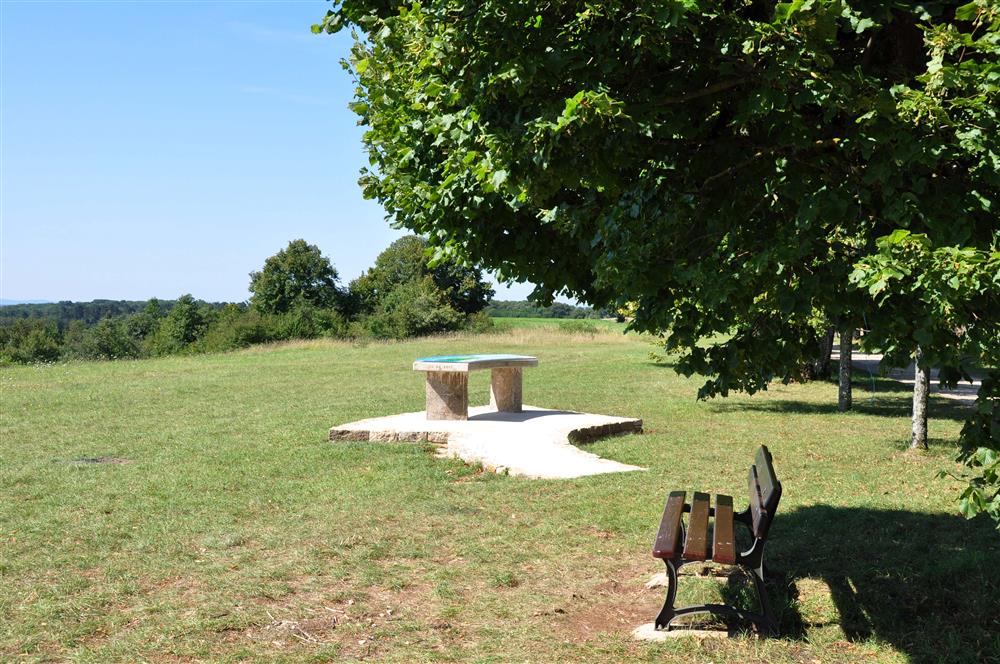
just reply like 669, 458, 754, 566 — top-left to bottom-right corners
751, 506, 1000, 664
708, 393, 972, 423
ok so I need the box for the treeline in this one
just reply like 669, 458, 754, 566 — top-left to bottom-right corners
1, 236, 495, 365
485, 300, 607, 319
0, 297, 270, 363
0, 299, 228, 326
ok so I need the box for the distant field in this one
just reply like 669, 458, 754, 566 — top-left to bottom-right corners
490, 316, 626, 331
2, 326, 997, 663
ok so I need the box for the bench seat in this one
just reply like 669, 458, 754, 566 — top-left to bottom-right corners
651, 446, 781, 635
653, 492, 736, 565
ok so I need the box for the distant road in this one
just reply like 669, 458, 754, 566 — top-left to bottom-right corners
833, 347, 982, 402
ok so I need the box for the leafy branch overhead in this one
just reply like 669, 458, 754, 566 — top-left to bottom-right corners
317, 0, 1000, 524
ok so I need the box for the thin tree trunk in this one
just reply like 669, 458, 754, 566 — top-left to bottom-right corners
838, 325, 853, 412
808, 326, 836, 379
911, 346, 930, 450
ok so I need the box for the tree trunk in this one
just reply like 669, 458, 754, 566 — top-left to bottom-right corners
838, 325, 853, 412
808, 326, 836, 379
911, 346, 930, 450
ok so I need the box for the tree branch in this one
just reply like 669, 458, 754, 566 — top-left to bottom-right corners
631, 79, 748, 115
657, 78, 746, 105
700, 139, 841, 190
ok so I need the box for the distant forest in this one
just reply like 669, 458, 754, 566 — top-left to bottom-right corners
0, 299, 229, 326
485, 300, 607, 319
2, 298, 602, 325
0, 236, 610, 365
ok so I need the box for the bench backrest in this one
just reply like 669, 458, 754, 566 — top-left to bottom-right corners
747, 445, 781, 539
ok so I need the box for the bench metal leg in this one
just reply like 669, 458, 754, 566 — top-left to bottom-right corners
737, 539, 777, 633
748, 565, 779, 636
654, 554, 778, 636
654, 559, 679, 630
662, 601, 776, 635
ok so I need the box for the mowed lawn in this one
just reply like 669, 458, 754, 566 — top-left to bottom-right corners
2, 326, 997, 663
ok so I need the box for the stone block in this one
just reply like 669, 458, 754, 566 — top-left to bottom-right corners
329, 428, 367, 441
425, 371, 469, 420
489, 367, 523, 413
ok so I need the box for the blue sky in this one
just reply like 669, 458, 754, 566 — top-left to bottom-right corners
1, 0, 533, 303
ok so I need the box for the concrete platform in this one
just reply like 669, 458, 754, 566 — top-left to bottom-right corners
329, 405, 644, 479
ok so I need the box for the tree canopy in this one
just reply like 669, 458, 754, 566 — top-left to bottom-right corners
317, 1, 1000, 522
249, 239, 343, 314
349, 235, 494, 316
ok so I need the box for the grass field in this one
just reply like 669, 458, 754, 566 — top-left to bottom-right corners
2, 325, 998, 663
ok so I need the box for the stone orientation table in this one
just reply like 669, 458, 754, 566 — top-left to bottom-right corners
413, 354, 538, 420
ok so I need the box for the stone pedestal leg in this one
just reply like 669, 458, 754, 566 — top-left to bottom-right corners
425, 372, 469, 420
490, 367, 523, 413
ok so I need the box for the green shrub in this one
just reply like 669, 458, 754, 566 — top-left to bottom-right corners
464, 311, 494, 334
145, 295, 214, 356
0, 319, 62, 364
275, 303, 347, 340
558, 320, 598, 335
194, 310, 275, 353
78, 317, 143, 360
193, 305, 348, 354
348, 235, 493, 317
345, 318, 373, 341
60, 320, 89, 359
362, 277, 463, 339
949, 371, 1000, 529
124, 307, 164, 343
316, 308, 349, 338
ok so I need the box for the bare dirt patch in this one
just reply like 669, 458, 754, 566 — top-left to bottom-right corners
585, 526, 619, 540
552, 564, 665, 642
69, 456, 134, 465
250, 608, 341, 645
241, 580, 440, 659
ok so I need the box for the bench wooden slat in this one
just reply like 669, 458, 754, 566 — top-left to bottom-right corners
652, 491, 685, 559
712, 494, 736, 565
748, 465, 768, 539
682, 492, 711, 561
755, 446, 779, 510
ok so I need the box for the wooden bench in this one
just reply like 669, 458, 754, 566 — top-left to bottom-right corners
651, 445, 782, 635
412, 354, 538, 421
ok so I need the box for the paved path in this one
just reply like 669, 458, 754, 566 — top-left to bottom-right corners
833, 349, 982, 402
330, 405, 645, 479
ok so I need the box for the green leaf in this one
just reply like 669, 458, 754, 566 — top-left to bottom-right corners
955, 2, 980, 21
774, 0, 806, 22
854, 17, 875, 34
491, 170, 508, 189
